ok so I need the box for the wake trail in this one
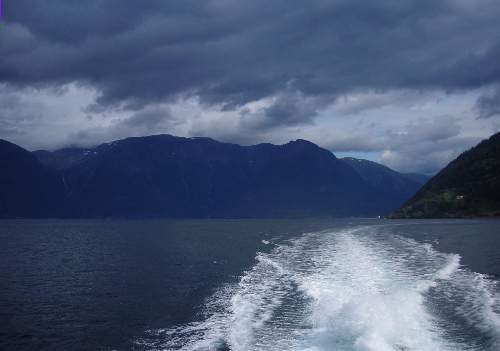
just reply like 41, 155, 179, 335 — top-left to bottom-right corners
135, 225, 500, 351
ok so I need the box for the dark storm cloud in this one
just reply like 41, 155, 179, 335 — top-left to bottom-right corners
262, 99, 315, 128
476, 86, 500, 119
2, 0, 500, 118
241, 92, 325, 130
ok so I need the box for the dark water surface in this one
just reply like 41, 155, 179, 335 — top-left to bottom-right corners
1, 219, 500, 350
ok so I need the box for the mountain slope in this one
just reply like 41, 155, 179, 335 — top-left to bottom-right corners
0, 139, 64, 218
391, 132, 500, 218
34, 135, 409, 218
341, 157, 427, 210
401, 172, 430, 185
33, 147, 94, 171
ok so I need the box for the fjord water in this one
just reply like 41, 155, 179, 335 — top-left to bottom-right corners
2, 219, 500, 350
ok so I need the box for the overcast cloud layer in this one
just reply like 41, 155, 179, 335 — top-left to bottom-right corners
1, 0, 500, 173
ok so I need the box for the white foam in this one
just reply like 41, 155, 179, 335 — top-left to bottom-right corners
294, 231, 460, 351
136, 226, 500, 351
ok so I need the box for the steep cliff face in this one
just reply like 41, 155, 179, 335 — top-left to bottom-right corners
391, 132, 500, 218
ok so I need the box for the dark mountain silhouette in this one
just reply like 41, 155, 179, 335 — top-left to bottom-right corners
391, 132, 500, 218
2, 135, 427, 218
341, 157, 428, 210
34, 147, 93, 171
38, 135, 379, 217
0, 140, 64, 218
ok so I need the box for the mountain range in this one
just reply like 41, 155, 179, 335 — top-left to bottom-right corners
391, 131, 500, 218
0, 135, 427, 218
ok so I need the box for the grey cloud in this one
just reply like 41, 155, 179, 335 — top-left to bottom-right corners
324, 116, 462, 154
120, 107, 174, 129
379, 117, 475, 174
65, 106, 181, 147
2, 0, 500, 113
476, 86, 500, 119
241, 92, 325, 131
381, 135, 482, 175
1, 0, 500, 175
320, 116, 468, 173
322, 133, 386, 153
387, 117, 462, 147
263, 96, 315, 127
0, 86, 44, 141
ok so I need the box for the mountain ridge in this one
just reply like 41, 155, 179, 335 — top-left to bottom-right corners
390, 132, 500, 218
2, 134, 427, 218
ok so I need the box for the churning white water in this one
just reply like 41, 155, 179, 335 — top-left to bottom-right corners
136, 226, 500, 351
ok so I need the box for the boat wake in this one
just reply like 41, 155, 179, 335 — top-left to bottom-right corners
135, 226, 500, 351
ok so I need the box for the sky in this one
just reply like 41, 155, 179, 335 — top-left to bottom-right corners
1, 0, 500, 174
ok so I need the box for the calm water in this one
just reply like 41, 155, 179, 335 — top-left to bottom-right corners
1, 219, 500, 350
